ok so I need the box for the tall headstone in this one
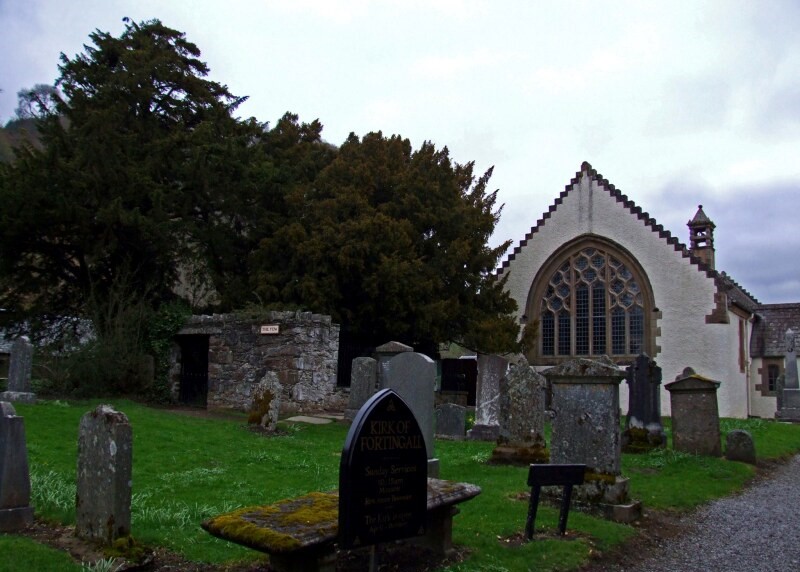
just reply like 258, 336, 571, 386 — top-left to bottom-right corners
665, 367, 722, 457
545, 357, 639, 521
784, 328, 798, 389
0, 402, 34, 532
467, 354, 507, 441
339, 389, 427, 549
76, 405, 133, 544
344, 357, 377, 421
383, 351, 439, 476
622, 354, 666, 452
435, 403, 466, 439
490, 364, 548, 465
375, 341, 413, 389
247, 372, 282, 432
0, 337, 36, 404
777, 329, 800, 421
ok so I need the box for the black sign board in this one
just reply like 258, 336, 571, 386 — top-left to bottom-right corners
525, 463, 586, 539
339, 389, 427, 549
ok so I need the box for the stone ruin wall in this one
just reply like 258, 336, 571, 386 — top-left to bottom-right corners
173, 311, 346, 414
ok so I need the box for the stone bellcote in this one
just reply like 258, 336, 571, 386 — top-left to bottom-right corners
688, 205, 715, 270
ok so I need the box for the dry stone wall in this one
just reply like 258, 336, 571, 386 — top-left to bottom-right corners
173, 311, 343, 414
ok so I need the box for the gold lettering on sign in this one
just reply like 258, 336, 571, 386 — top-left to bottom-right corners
358, 419, 424, 452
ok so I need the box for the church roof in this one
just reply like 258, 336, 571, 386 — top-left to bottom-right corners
751, 303, 800, 357
498, 161, 760, 311
688, 204, 715, 227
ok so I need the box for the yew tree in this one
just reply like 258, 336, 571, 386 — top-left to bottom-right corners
251, 131, 519, 353
0, 19, 257, 329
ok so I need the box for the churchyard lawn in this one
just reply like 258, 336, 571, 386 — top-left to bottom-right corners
5, 399, 800, 571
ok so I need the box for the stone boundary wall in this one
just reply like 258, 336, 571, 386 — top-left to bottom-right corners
172, 312, 344, 414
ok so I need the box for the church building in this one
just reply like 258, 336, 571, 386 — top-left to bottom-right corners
498, 162, 799, 419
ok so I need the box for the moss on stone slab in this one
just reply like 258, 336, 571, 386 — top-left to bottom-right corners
202, 492, 339, 554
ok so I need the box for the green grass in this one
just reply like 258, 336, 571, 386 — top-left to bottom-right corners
0, 536, 82, 571
13, 400, 800, 571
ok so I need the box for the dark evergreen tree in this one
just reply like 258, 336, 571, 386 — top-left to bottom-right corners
251, 131, 519, 353
0, 18, 256, 328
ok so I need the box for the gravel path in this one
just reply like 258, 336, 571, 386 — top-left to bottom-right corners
609, 454, 800, 572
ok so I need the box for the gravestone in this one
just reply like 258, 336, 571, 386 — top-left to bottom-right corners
665, 367, 722, 457
344, 357, 377, 421
339, 388, 427, 549
544, 357, 639, 521
0, 337, 36, 404
725, 429, 757, 465
622, 353, 666, 452
0, 402, 34, 532
490, 364, 548, 465
435, 403, 466, 439
383, 352, 439, 476
247, 372, 282, 432
375, 341, 413, 390
76, 405, 133, 544
777, 329, 800, 421
467, 354, 507, 441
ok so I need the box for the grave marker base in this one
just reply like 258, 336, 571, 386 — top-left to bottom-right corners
0, 392, 36, 404
0, 506, 34, 532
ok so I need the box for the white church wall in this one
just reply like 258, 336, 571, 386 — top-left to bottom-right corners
501, 168, 749, 418
749, 357, 778, 418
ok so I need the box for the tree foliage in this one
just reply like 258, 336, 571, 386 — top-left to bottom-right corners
251, 131, 519, 352
0, 18, 256, 329
0, 18, 519, 360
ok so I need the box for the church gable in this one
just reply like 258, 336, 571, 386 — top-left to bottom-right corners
501, 162, 713, 278
498, 162, 758, 325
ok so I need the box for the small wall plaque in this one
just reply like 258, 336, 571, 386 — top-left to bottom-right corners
260, 325, 279, 335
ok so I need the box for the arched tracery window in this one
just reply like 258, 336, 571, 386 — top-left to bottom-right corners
532, 241, 652, 361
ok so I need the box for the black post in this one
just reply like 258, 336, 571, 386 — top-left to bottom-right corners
525, 484, 542, 540
557, 484, 574, 534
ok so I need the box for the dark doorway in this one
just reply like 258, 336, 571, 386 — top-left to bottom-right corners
440, 358, 478, 406
178, 335, 209, 407
337, 329, 375, 387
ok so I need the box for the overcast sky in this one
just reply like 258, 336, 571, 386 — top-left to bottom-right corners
1, 0, 798, 304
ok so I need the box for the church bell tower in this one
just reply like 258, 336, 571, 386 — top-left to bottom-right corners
688, 205, 715, 270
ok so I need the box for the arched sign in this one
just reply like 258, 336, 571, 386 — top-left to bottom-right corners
338, 388, 427, 548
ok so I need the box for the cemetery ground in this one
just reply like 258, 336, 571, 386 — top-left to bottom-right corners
3, 401, 800, 572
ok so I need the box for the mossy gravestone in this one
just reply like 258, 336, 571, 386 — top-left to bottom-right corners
76, 405, 132, 544
339, 389, 427, 549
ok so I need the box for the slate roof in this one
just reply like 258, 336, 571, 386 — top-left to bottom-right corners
751, 303, 800, 358
497, 161, 760, 312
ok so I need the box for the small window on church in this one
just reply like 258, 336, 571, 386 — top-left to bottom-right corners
767, 364, 780, 392
539, 246, 646, 359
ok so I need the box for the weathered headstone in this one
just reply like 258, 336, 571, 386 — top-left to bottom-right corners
375, 341, 413, 390
0, 337, 36, 404
784, 328, 798, 389
247, 372, 282, 432
384, 352, 439, 476
467, 354, 507, 441
76, 405, 133, 544
344, 357, 377, 421
435, 403, 466, 439
725, 429, 757, 465
622, 353, 666, 452
544, 357, 639, 521
490, 364, 548, 465
339, 389, 427, 549
665, 367, 722, 457
0, 402, 34, 532
777, 329, 800, 421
